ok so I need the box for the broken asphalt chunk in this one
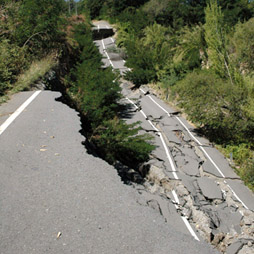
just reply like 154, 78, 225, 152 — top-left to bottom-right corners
197, 177, 223, 200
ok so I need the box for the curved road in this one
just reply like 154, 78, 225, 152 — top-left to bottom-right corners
0, 90, 218, 254
93, 20, 254, 253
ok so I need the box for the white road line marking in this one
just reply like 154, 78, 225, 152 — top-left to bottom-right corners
175, 116, 202, 145
226, 183, 249, 210
101, 39, 106, 50
140, 89, 250, 210
198, 145, 225, 178
172, 190, 180, 205
102, 39, 114, 68
172, 190, 200, 241
126, 97, 178, 178
181, 216, 200, 241
126, 97, 199, 241
102, 38, 130, 72
0, 91, 41, 136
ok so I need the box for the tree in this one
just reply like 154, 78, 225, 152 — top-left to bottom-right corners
230, 18, 254, 73
204, 0, 233, 83
174, 24, 206, 71
219, 0, 253, 26
15, 0, 65, 54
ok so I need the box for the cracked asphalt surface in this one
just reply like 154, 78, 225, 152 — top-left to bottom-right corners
1, 21, 253, 254
0, 91, 218, 254
94, 21, 254, 253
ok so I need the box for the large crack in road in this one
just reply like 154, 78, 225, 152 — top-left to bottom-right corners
122, 84, 254, 254
93, 22, 254, 254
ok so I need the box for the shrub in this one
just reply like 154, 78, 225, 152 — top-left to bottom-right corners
123, 23, 172, 86
230, 18, 254, 73
0, 39, 27, 95
222, 144, 254, 191
15, 0, 65, 55
174, 70, 253, 143
66, 23, 155, 168
90, 118, 155, 167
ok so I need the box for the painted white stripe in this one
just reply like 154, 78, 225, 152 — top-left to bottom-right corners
181, 216, 200, 241
226, 182, 249, 210
198, 145, 225, 178
102, 39, 114, 68
175, 116, 202, 145
140, 89, 169, 115
0, 91, 41, 136
126, 97, 178, 179
110, 37, 114, 43
140, 88, 250, 210
105, 51, 114, 67
126, 96, 199, 240
101, 39, 105, 49
172, 190, 180, 205
172, 190, 200, 241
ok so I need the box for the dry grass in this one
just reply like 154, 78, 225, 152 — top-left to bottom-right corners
0, 53, 58, 105
12, 53, 58, 93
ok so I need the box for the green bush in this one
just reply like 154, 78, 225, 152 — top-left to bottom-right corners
90, 118, 155, 167
123, 23, 172, 86
66, 23, 155, 168
0, 40, 27, 95
230, 18, 254, 73
222, 144, 254, 191
174, 70, 253, 143
15, 0, 65, 55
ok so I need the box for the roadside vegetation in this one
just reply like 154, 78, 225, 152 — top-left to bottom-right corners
0, 0, 154, 171
82, 0, 254, 190
0, 0, 65, 101
65, 22, 154, 168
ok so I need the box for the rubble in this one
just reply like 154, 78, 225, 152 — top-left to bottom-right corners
119, 61, 254, 254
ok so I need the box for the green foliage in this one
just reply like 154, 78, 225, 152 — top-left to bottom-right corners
68, 25, 121, 126
230, 18, 254, 73
106, 0, 254, 187
204, 0, 231, 80
115, 8, 150, 35
90, 118, 155, 166
221, 144, 254, 191
124, 23, 172, 86
0, 0, 66, 97
218, 0, 254, 26
0, 1, 20, 42
15, 0, 65, 54
174, 70, 254, 143
84, 0, 104, 19
67, 23, 155, 168
174, 25, 206, 70
0, 39, 27, 95
143, 0, 207, 28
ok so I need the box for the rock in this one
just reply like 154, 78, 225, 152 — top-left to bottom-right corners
146, 165, 167, 184
211, 232, 225, 246
203, 207, 220, 229
138, 162, 151, 177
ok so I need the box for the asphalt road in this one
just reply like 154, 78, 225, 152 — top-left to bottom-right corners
93, 21, 254, 253
0, 91, 218, 253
